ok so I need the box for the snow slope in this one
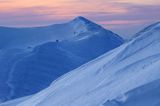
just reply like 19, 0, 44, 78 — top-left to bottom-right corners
1, 22, 160, 106
0, 49, 30, 102
104, 79, 160, 106
0, 17, 124, 102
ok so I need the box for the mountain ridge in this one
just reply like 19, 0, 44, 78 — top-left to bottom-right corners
0, 16, 123, 49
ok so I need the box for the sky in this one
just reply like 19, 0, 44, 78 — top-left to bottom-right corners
0, 0, 160, 38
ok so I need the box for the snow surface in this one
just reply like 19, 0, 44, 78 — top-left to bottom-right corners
1, 22, 160, 106
0, 17, 124, 102
104, 79, 160, 106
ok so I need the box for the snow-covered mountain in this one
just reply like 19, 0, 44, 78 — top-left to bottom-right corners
0, 16, 123, 49
1, 22, 159, 106
0, 17, 124, 102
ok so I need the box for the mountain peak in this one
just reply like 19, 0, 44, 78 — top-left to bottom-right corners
71, 16, 98, 27
68, 16, 102, 36
70, 16, 103, 31
73, 16, 91, 23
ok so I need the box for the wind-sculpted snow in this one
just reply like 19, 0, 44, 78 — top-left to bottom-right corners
1, 22, 160, 106
0, 17, 124, 102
